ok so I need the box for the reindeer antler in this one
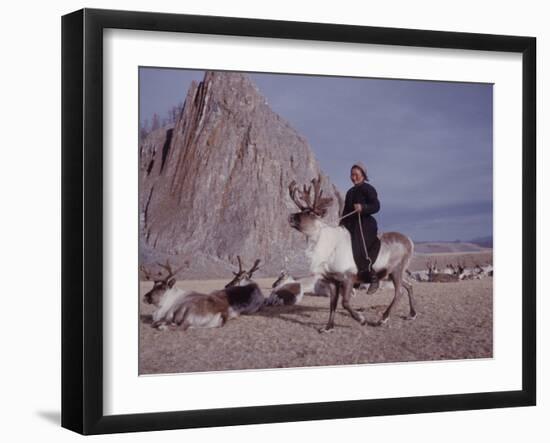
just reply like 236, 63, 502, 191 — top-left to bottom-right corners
157, 259, 186, 281
288, 175, 333, 217
301, 183, 313, 208
140, 265, 153, 280
247, 259, 261, 277
310, 175, 333, 217
288, 180, 308, 211
233, 256, 245, 276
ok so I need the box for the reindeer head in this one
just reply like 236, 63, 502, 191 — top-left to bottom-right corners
474, 262, 484, 273
141, 260, 185, 306
457, 259, 466, 277
288, 175, 333, 236
426, 259, 437, 277
225, 256, 261, 288
271, 270, 289, 288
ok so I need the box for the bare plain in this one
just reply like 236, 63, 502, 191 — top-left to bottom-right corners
139, 274, 492, 375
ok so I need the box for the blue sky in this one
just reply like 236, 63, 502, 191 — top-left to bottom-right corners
139, 68, 493, 242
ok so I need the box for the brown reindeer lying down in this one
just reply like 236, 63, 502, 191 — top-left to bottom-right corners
142, 260, 265, 331
170, 284, 264, 330
266, 272, 304, 306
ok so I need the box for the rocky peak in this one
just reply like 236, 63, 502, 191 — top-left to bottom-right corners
140, 71, 342, 278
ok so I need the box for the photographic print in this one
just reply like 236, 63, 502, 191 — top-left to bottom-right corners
138, 68, 493, 375
62, 10, 535, 433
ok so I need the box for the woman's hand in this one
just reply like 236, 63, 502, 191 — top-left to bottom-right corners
353, 203, 363, 212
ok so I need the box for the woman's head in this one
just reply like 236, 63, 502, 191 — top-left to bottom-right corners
350, 162, 368, 184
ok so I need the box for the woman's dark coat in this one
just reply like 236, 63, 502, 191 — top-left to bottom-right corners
340, 182, 381, 272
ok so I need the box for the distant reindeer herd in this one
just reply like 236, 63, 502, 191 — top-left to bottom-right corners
407, 259, 493, 283
141, 175, 492, 333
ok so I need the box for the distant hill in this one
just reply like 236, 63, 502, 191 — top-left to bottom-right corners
414, 241, 491, 254
469, 236, 493, 248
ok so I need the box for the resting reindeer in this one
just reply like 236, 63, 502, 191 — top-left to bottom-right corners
271, 271, 320, 295
269, 270, 363, 302
426, 259, 460, 282
406, 269, 430, 282
170, 283, 265, 331
141, 261, 192, 328
142, 260, 264, 330
225, 256, 260, 287
223, 256, 266, 314
474, 261, 493, 278
266, 272, 304, 306
287, 175, 416, 331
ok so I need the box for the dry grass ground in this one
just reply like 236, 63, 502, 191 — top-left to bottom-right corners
139, 277, 492, 374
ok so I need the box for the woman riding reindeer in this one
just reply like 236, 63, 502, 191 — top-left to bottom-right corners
340, 162, 381, 294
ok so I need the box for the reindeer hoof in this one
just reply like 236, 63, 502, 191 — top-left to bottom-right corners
406, 313, 417, 321
318, 326, 334, 334
370, 317, 388, 327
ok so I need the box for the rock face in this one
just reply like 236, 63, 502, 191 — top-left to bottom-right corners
140, 71, 342, 278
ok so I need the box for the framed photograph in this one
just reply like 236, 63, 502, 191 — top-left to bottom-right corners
62, 8, 536, 435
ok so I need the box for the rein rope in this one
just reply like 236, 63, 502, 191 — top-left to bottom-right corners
357, 211, 372, 272
339, 209, 372, 272
338, 209, 358, 221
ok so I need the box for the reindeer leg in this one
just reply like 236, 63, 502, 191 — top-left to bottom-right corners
153, 321, 169, 331
180, 321, 191, 331
401, 279, 417, 320
152, 319, 167, 330
319, 282, 340, 333
173, 305, 192, 331
341, 277, 367, 325
377, 270, 403, 325
220, 312, 229, 327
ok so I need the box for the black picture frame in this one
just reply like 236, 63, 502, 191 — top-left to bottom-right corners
61, 8, 536, 435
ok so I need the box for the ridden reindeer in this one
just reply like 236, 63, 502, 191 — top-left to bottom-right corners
287, 175, 416, 331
